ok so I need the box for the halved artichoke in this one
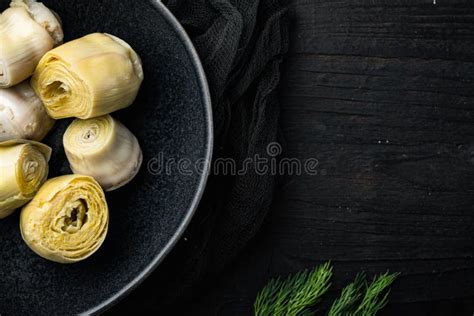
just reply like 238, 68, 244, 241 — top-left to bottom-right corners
31, 33, 144, 119
0, 0, 63, 87
63, 115, 142, 191
0, 139, 51, 218
0, 81, 55, 142
20, 174, 109, 263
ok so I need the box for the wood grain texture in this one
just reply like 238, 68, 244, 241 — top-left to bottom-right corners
180, 0, 474, 314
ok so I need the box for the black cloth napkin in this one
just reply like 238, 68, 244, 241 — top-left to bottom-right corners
111, 0, 289, 312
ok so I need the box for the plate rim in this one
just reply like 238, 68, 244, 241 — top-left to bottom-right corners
84, 1, 213, 314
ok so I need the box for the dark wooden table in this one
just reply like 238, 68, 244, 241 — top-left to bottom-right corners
177, 1, 474, 315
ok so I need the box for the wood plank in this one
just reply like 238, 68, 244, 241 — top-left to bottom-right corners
183, 0, 474, 313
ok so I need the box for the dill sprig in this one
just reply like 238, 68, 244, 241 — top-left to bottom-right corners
327, 272, 366, 316
353, 272, 399, 316
328, 271, 399, 316
254, 262, 333, 316
254, 262, 399, 316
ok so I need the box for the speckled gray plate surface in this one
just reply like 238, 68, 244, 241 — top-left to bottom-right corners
0, 0, 212, 314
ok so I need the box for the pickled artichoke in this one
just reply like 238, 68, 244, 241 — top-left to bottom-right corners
0, 0, 63, 88
31, 33, 144, 119
0, 81, 55, 141
0, 139, 51, 218
20, 174, 109, 263
63, 115, 142, 191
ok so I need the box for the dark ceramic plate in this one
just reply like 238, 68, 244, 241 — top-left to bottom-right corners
0, 0, 212, 314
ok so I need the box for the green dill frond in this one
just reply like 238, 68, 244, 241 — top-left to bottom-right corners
327, 272, 366, 316
254, 277, 284, 316
254, 262, 333, 316
353, 271, 400, 316
286, 262, 333, 315
254, 264, 398, 316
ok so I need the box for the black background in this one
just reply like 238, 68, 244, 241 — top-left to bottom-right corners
125, 0, 474, 314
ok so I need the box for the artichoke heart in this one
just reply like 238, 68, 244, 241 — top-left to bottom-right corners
0, 0, 63, 88
0, 81, 55, 142
0, 139, 51, 218
20, 175, 109, 263
31, 33, 144, 119
63, 115, 143, 191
